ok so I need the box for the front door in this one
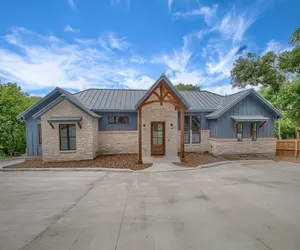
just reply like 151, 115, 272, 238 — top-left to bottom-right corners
151, 122, 165, 156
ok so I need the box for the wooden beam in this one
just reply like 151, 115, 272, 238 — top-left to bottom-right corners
49, 122, 54, 129
77, 121, 82, 129
295, 139, 298, 158
180, 108, 185, 162
232, 122, 237, 128
259, 121, 267, 128
138, 108, 142, 164
160, 84, 163, 105
153, 91, 160, 101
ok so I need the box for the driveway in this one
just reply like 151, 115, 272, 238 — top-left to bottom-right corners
0, 161, 300, 250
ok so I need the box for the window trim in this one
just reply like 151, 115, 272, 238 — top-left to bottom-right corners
59, 124, 76, 151
236, 123, 243, 141
108, 116, 129, 124
251, 122, 257, 141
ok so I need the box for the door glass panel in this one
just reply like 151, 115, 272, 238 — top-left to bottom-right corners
157, 124, 162, 130
157, 131, 162, 137
153, 131, 158, 137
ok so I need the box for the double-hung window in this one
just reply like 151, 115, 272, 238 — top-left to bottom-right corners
184, 115, 201, 144
184, 116, 190, 144
192, 116, 201, 143
59, 124, 76, 150
251, 123, 257, 141
236, 123, 243, 141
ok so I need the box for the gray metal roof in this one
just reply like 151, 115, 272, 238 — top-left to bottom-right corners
75, 89, 146, 111
75, 89, 223, 111
231, 115, 269, 122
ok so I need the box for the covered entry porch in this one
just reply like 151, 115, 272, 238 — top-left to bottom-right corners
135, 74, 190, 164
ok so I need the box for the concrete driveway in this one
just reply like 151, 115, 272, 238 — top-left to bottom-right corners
1, 161, 300, 250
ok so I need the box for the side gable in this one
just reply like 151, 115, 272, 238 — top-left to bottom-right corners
206, 89, 283, 119
135, 74, 190, 110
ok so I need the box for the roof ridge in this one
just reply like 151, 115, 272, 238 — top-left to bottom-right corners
75, 88, 148, 94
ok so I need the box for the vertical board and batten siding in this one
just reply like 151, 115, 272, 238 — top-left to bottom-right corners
25, 91, 62, 156
26, 118, 42, 156
214, 93, 275, 138
209, 120, 217, 138
97, 112, 138, 131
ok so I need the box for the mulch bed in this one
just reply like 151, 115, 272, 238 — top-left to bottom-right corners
176, 152, 227, 168
6, 154, 152, 171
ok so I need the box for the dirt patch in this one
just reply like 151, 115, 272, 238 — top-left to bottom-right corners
6, 154, 152, 171
176, 152, 227, 167
222, 154, 274, 161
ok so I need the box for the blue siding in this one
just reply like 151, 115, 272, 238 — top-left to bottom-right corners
26, 118, 42, 156
209, 120, 217, 138
178, 111, 210, 129
98, 112, 137, 131
214, 93, 276, 138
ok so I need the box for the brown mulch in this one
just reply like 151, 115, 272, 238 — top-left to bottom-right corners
178, 152, 300, 168
176, 152, 227, 168
6, 154, 152, 171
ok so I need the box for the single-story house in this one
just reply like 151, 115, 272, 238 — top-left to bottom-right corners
17, 74, 282, 162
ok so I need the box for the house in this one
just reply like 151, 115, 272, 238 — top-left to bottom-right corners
17, 74, 282, 162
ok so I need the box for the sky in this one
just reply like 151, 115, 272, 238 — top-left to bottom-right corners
0, 0, 299, 96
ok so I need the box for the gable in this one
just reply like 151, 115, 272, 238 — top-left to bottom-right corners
206, 89, 282, 119
135, 74, 189, 110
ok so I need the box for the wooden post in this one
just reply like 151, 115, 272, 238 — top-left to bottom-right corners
180, 108, 185, 162
296, 139, 298, 158
138, 108, 142, 164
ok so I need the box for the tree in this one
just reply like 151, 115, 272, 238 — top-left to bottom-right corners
0, 83, 40, 156
175, 83, 201, 91
231, 27, 300, 139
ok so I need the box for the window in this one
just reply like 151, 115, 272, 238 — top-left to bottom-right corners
59, 124, 76, 151
108, 116, 129, 124
38, 124, 42, 144
251, 123, 257, 141
192, 116, 201, 143
184, 116, 190, 144
237, 123, 243, 141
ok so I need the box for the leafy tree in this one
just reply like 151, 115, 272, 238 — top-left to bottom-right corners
231, 27, 300, 138
0, 83, 40, 156
175, 83, 201, 91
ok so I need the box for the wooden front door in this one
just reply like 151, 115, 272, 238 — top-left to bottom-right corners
151, 122, 165, 156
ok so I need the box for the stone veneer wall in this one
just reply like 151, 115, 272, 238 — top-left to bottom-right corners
98, 131, 138, 154
177, 130, 210, 152
41, 100, 98, 161
208, 138, 277, 156
141, 102, 178, 157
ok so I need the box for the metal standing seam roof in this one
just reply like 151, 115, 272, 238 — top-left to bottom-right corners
47, 116, 83, 123
75, 89, 223, 111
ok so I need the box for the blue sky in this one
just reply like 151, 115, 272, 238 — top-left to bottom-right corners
0, 0, 299, 96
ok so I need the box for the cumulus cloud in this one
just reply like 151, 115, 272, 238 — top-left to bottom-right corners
0, 27, 150, 92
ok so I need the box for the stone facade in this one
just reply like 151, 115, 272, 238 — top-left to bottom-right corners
41, 100, 98, 161
141, 102, 178, 157
98, 131, 138, 154
178, 130, 210, 152
208, 137, 277, 156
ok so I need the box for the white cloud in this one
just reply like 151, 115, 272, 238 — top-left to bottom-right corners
66, 0, 75, 9
0, 27, 150, 92
206, 47, 239, 76
130, 56, 146, 64
204, 84, 260, 95
151, 36, 192, 72
98, 32, 129, 51
173, 4, 218, 26
64, 25, 80, 33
